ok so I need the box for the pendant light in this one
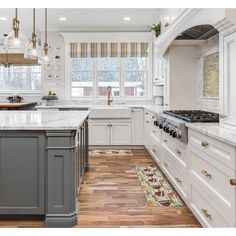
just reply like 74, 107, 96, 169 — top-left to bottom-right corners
40, 8, 50, 64
24, 8, 39, 59
4, 8, 29, 53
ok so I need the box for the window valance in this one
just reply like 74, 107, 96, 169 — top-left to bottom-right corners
69, 42, 149, 58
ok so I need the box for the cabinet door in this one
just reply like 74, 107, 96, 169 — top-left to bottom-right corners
89, 122, 110, 145
0, 132, 45, 214
110, 122, 131, 145
131, 109, 144, 145
222, 32, 236, 128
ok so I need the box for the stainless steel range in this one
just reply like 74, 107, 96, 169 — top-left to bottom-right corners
154, 110, 219, 143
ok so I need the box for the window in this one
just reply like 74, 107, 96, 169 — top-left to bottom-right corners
0, 65, 41, 93
98, 58, 120, 97
69, 42, 150, 98
71, 58, 94, 97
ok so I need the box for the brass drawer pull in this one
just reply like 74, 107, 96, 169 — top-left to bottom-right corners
146, 121, 150, 123
201, 209, 212, 220
175, 177, 182, 184
164, 162, 168, 168
230, 179, 236, 185
146, 112, 149, 115
219, 114, 227, 119
163, 139, 168, 143
152, 149, 156, 153
201, 170, 212, 178
153, 129, 156, 133
201, 141, 209, 147
176, 149, 181, 155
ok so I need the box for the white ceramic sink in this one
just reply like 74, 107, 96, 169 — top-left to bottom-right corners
89, 106, 131, 119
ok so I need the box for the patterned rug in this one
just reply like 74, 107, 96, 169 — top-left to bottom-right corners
89, 149, 133, 157
135, 165, 185, 207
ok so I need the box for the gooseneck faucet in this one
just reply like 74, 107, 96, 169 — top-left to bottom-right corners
107, 86, 113, 106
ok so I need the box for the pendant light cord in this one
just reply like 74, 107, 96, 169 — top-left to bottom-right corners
45, 8, 47, 44
15, 8, 18, 20
33, 8, 35, 34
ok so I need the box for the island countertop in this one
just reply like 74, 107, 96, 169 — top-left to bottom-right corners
0, 110, 90, 130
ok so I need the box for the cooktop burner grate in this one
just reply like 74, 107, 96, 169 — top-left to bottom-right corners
163, 110, 219, 123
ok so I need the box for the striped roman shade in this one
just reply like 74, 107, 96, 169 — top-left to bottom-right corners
69, 42, 149, 58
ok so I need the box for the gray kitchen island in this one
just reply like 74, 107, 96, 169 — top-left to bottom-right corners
0, 110, 89, 227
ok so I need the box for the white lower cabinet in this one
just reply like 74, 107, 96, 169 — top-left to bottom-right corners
89, 122, 110, 145
110, 122, 131, 145
89, 119, 131, 145
131, 108, 144, 145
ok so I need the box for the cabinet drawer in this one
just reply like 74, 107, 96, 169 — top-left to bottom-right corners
162, 132, 187, 168
149, 135, 162, 164
151, 126, 161, 142
161, 148, 188, 200
189, 129, 235, 169
189, 183, 230, 227
189, 146, 236, 225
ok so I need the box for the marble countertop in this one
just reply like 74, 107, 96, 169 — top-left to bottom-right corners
35, 104, 164, 115
0, 111, 90, 130
186, 123, 236, 147
0, 102, 37, 108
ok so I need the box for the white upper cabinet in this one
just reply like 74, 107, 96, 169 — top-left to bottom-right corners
221, 31, 236, 129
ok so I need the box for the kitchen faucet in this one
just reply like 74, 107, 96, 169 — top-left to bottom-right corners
107, 86, 113, 106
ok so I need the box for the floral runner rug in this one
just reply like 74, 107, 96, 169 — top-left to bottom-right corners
89, 149, 133, 157
135, 165, 185, 207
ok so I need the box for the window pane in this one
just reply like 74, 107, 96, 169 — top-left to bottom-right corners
124, 58, 147, 71
124, 71, 147, 97
98, 58, 120, 71
71, 71, 93, 97
71, 58, 93, 71
98, 71, 120, 96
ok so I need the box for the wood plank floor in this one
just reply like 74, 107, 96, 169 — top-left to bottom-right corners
0, 149, 201, 228
77, 149, 201, 228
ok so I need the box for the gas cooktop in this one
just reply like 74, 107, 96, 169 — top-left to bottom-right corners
163, 110, 219, 123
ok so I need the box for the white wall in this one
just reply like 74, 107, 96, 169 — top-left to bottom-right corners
196, 35, 219, 113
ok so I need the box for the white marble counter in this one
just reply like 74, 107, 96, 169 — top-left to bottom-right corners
186, 123, 236, 147
0, 111, 89, 130
35, 104, 164, 115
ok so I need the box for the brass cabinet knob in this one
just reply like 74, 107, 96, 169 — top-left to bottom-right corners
175, 177, 182, 184
164, 162, 168, 168
176, 149, 181, 155
201, 209, 212, 220
230, 179, 236, 185
201, 141, 209, 147
219, 114, 227, 119
146, 121, 150, 123
201, 170, 212, 178
163, 139, 168, 143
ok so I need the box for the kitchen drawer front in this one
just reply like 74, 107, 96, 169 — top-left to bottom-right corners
151, 126, 161, 142
189, 183, 230, 227
149, 134, 162, 164
161, 148, 188, 201
189, 145, 236, 225
162, 132, 187, 168
188, 129, 235, 169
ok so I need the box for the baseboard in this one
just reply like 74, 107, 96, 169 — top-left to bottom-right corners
89, 145, 145, 150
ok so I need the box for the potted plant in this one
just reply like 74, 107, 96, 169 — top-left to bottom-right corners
152, 23, 161, 37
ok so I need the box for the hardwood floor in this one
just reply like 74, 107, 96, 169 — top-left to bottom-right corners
77, 149, 201, 228
0, 148, 201, 228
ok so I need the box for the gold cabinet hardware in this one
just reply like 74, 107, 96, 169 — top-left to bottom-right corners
131, 110, 134, 113
201, 141, 209, 147
163, 139, 168, 143
219, 114, 227, 119
230, 179, 236, 185
201, 209, 212, 220
175, 177, 182, 184
165, 103, 169, 106
153, 129, 156, 133
146, 121, 150, 123
146, 112, 149, 115
176, 149, 181, 155
201, 170, 212, 178
152, 116, 155, 119
164, 162, 168, 168
152, 149, 156, 153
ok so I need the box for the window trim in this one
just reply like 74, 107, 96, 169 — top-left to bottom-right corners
62, 32, 153, 100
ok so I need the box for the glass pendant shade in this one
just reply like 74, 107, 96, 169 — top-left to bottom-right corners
4, 9, 29, 53
4, 29, 29, 53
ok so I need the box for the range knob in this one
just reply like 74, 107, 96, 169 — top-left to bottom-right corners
154, 120, 159, 126
165, 126, 170, 133
171, 131, 177, 138
159, 123, 163, 129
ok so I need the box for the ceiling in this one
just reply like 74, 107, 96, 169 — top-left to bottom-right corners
0, 8, 161, 40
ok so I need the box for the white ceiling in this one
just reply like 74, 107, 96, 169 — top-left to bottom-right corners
0, 8, 161, 39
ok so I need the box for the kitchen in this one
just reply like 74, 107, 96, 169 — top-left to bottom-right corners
0, 3, 236, 233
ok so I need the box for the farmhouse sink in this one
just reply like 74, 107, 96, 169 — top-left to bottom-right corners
89, 106, 131, 119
